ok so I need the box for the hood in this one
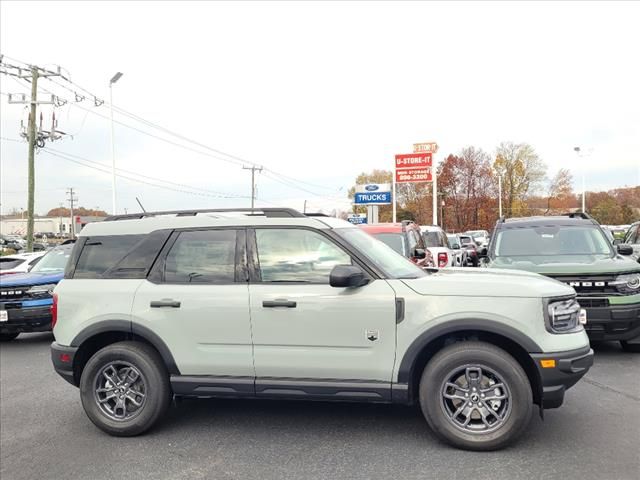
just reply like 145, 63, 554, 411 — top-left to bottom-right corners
403, 267, 574, 298
489, 254, 640, 276
0, 271, 64, 287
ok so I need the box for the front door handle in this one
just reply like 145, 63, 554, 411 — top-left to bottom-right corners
262, 299, 297, 308
150, 299, 181, 308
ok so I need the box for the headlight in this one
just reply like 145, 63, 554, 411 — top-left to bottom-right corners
27, 283, 57, 296
545, 297, 583, 334
610, 273, 640, 295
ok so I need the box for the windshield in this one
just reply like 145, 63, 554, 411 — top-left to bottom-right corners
494, 225, 613, 257
30, 246, 72, 273
371, 233, 406, 256
336, 228, 426, 279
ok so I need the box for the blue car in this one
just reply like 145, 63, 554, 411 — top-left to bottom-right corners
0, 242, 73, 341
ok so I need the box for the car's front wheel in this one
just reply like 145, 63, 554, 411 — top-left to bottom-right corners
419, 341, 533, 451
79, 341, 171, 436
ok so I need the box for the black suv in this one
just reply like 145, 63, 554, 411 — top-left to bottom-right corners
483, 213, 640, 352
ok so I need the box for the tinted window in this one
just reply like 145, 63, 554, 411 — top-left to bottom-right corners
164, 230, 236, 283
74, 236, 144, 278
494, 226, 612, 257
0, 258, 25, 270
372, 233, 406, 256
625, 225, 639, 244
423, 231, 444, 248
256, 229, 351, 283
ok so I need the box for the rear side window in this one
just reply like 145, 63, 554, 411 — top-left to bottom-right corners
164, 230, 237, 283
74, 235, 144, 278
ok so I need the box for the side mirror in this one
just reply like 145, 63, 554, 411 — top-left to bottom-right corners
413, 248, 427, 259
329, 265, 369, 288
612, 238, 622, 246
617, 244, 634, 256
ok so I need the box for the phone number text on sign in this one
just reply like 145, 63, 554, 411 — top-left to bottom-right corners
396, 168, 432, 183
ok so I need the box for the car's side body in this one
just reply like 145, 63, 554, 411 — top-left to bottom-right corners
52, 213, 591, 415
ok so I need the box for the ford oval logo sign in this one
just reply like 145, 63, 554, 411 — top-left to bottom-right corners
365, 185, 379, 191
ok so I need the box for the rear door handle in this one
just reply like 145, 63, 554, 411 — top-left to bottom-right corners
150, 299, 181, 308
262, 299, 297, 308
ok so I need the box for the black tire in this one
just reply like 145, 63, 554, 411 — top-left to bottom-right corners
79, 341, 171, 436
0, 332, 20, 342
419, 341, 533, 451
620, 341, 640, 353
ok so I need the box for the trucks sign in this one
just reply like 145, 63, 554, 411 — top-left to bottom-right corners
354, 183, 392, 205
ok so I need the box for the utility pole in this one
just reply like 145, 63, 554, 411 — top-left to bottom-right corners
25, 67, 38, 252
498, 175, 503, 218
67, 188, 77, 238
242, 165, 263, 209
1, 58, 63, 251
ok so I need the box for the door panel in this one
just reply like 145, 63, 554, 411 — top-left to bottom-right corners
131, 228, 253, 377
250, 281, 397, 381
248, 227, 397, 383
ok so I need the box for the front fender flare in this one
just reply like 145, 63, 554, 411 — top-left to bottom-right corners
396, 318, 542, 384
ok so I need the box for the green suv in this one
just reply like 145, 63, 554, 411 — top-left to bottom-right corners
51, 208, 593, 451
484, 214, 640, 352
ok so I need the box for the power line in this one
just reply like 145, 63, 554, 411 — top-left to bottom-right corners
3, 56, 345, 199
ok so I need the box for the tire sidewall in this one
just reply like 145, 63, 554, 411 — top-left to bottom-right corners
80, 342, 170, 436
419, 342, 533, 451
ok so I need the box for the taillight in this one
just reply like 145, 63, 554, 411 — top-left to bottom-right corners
51, 293, 58, 328
438, 252, 448, 268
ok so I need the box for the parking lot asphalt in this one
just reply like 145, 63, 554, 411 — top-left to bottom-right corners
1, 333, 639, 480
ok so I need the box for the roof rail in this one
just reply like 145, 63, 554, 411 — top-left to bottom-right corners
564, 212, 594, 221
304, 213, 330, 217
103, 208, 305, 222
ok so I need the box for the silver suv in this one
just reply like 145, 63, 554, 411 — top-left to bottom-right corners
51, 208, 593, 451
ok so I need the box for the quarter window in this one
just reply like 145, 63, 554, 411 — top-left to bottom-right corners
74, 235, 143, 278
255, 229, 351, 283
164, 230, 237, 283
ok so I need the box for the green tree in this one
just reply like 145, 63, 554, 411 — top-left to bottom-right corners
591, 197, 623, 225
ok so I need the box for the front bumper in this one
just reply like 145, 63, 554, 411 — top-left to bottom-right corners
51, 342, 78, 386
579, 300, 640, 343
0, 302, 52, 334
530, 346, 594, 409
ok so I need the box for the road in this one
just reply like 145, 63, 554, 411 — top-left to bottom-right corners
1, 333, 639, 480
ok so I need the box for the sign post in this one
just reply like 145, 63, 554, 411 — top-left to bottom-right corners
412, 142, 439, 226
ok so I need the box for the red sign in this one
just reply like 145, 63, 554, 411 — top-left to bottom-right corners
396, 168, 432, 183
395, 153, 432, 169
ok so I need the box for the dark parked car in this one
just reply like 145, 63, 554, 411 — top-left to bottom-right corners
483, 213, 640, 352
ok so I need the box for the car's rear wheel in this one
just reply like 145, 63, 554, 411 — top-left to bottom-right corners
419, 341, 533, 451
79, 341, 171, 436
0, 332, 20, 342
620, 341, 640, 353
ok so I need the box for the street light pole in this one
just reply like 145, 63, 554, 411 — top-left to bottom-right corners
574, 147, 586, 213
109, 72, 123, 215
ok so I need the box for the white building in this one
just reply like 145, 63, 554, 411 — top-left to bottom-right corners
0, 216, 105, 237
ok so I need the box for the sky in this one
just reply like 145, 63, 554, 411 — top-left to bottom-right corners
1, 1, 639, 216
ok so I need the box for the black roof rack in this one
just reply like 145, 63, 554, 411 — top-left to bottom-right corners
103, 208, 305, 222
304, 213, 330, 217
564, 212, 595, 221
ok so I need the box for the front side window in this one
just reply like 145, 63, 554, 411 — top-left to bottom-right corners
255, 228, 351, 283
494, 225, 613, 258
372, 233, 406, 256
336, 228, 426, 279
164, 230, 237, 283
